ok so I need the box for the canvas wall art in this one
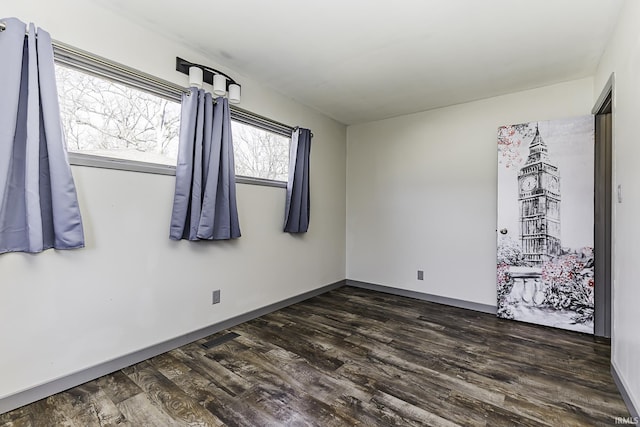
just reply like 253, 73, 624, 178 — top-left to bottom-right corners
496, 116, 594, 333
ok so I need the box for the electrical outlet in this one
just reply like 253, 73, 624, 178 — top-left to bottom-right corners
417, 270, 424, 280
212, 290, 221, 304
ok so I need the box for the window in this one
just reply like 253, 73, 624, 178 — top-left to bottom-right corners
232, 121, 290, 182
55, 65, 181, 166
230, 107, 293, 185
53, 42, 293, 185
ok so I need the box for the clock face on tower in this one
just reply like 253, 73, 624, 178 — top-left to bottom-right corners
548, 176, 559, 192
520, 176, 536, 192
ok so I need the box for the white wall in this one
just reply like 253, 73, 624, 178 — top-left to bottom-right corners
0, 1, 346, 400
594, 0, 640, 413
347, 78, 594, 306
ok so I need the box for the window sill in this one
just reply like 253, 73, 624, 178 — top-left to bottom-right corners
235, 175, 287, 188
68, 152, 287, 188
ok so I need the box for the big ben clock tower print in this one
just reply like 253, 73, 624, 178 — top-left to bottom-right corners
498, 116, 594, 334
518, 126, 561, 265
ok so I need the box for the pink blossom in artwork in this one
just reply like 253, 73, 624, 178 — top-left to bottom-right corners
497, 125, 524, 168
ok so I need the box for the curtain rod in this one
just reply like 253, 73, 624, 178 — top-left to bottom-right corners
54, 41, 191, 98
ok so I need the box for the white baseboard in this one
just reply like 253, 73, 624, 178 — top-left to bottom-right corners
611, 362, 640, 421
345, 279, 497, 314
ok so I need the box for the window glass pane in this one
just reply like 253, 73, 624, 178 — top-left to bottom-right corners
232, 121, 290, 182
55, 65, 181, 166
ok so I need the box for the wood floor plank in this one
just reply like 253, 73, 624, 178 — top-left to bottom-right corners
371, 390, 463, 427
49, 382, 126, 427
171, 347, 254, 397
0, 415, 32, 427
241, 348, 374, 426
195, 341, 354, 425
116, 393, 185, 427
148, 351, 192, 380
336, 359, 488, 426
0, 286, 631, 425
0, 397, 75, 427
123, 361, 224, 426
94, 370, 142, 406
233, 321, 346, 372
170, 364, 283, 427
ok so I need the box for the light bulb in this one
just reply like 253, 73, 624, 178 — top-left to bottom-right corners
188, 66, 203, 88
228, 84, 241, 104
213, 74, 227, 96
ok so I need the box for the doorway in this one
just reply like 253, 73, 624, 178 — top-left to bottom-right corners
593, 74, 613, 338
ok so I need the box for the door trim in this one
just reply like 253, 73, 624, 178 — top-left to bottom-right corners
592, 73, 614, 115
593, 73, 614, 338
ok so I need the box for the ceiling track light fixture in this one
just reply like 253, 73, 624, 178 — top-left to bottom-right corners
176, 57, 241, 104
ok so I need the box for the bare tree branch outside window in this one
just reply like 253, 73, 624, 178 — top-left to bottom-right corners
55, 65, 181, 166
232, 122, 290, 182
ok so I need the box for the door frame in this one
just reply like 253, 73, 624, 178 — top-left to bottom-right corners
592, 73, 614, 338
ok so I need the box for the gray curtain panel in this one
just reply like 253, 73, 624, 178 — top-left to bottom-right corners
284, 128, 312, 233
0, 18, 84, 254
170, 88, 241, 240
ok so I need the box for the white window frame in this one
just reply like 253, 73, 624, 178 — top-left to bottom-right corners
53, 41, 292, 188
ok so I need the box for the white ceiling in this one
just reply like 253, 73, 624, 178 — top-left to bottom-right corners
95, 0, 623, 125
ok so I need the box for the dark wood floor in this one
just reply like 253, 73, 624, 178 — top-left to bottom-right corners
0, 286, 629, 426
